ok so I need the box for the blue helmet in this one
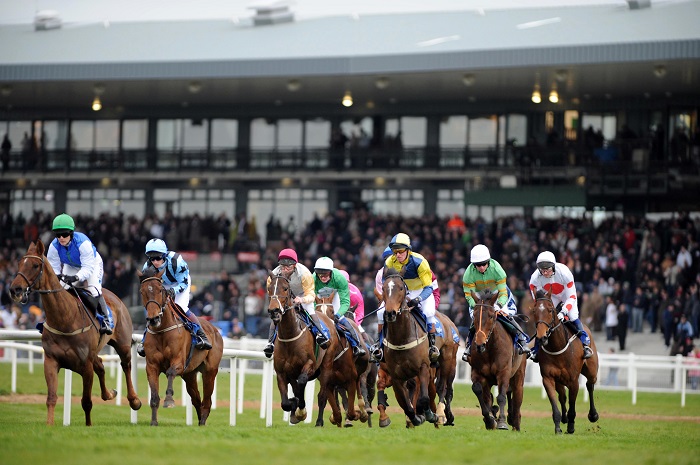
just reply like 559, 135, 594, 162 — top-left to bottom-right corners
382, 246, 392, 260
145, 238, 168, 259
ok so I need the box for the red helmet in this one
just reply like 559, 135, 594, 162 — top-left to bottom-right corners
278, 248, 298, 265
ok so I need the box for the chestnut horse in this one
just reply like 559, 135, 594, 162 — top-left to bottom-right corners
138, 268, 223, 426
315, 291, 369, 426
267, 273, 354, 427
468, 290, 527, 431
531, 289, 599, 434
381, 269, 436, 426
9, 241, 142, 425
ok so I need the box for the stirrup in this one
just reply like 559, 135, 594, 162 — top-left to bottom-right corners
136, 343, 145, 357
100, 322, 113, 335
461, 349, 470, 362
316, 334, 330, 349
429, 345, 440, 363
529, 350, 539, 362
263, 343, 274, 359
370, 345, 383, 363
517, 343, 531, 355
195, 335, 212, 350
582, 345, 593, 359
352, 345, 366, 357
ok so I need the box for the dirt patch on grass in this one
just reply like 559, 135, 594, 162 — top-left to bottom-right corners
2, 393, 698, 423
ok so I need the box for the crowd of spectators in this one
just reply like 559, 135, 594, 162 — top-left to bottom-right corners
1, 208, 699, 357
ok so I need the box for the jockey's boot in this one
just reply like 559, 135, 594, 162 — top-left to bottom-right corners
572, 318, 593, 359
184, 311, 212, 350
500, 314, 530, 355
339, 317, 366, 357
462, 326, 475, 362
137, 330, 147, 357
263, 323, 276, 359
582, 345, 594, 359
529, 339, 540, 363
370, 323, 384, 362
97, 294, 113, 335
310, 313, 330, 349
427, 330, 440, 365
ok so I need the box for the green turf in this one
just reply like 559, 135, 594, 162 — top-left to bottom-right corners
1, 361, 699, 465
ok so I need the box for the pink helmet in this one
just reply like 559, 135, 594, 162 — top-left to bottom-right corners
278, 248, 298, 265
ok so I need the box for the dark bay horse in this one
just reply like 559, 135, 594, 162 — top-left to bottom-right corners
315, 291, 369, 426
381, 269, 436, 427
138, 268, 223, 426
531, 289, 599, 434
9, 240, 142, 425
468, 290, 527, 431
267, 273, 351, 427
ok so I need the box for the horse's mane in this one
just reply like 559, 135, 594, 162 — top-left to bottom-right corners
141, 265, 160, 279
535, 289, 548, 299
383, 267, 402, 280
476, 288, 497, 302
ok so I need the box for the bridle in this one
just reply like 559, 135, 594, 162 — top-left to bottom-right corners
473, 300, 497, 348
14, 253, 65, 304
268, 274, 294, 319
383, 274, 408, 323
534, 296, 562, 340
141, 276, 166, 325
315, 288, 336, 317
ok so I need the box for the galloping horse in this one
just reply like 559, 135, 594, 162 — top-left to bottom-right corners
9, 241, 142, 425
531, 289, 599, 434
381, 269, 436, 427
315, 291, 369, 426
138, 268, 223, 426
267, 273, 353, 427
468, 290, 527, 431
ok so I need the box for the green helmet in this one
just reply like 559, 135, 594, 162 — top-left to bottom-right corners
52, 213, 75, 231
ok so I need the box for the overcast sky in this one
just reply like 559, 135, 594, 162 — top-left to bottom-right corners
2, 0, 634, 24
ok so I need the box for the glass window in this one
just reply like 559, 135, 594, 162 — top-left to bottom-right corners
39, 120, 69, 150
468, 116, 497, 147
251, 118, 276, 149
440, 116, 467, 147
95, 120, 119, 150
71, 121, 93, 151
400, 117, 426, 146
278, 119, 303, 149
5, 121, 32, 152
305, 119, 331, 149
122, 120, 148, 149
211, 119, 238, 149
157, 119, 208, 151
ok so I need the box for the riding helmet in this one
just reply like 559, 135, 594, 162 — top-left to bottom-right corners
145, 238, 168, 259
389, 233, 412, 251
314, 256, 334, 273
470, 244, 490, 264
278, 248, 298, 266
52, 213, 75, 231
536, 251, 556, 270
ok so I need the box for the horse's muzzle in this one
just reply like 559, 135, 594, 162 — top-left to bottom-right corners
385, 311, 397, 323
146, 316, 161, 328
9, 286, 27, 303
477, 344, 487, 353
268, 309, 281, 323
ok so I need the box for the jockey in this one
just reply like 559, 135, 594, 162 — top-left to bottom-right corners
384, 233, 440, 365
46, 213, 113, 335
338, 269, 365, 328
313, 256, 366, 357
263, 248, 330, 358
529, 250, 593, 361
137, 238, 212, 356
462, 244, 530, 362
371, 245, 441, 363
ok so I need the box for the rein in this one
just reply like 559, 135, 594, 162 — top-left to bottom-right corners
535, 296, 577, 356
268, 274, 307, 343
383, 274, 425, 351
474, 302, 496, 345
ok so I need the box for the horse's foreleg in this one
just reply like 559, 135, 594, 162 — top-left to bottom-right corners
355, 379, 368, 423
587, 379, 599, 423
495, 376, 509, 430
163, 366, 178, 408
43, 357, 60, 426
472, 379, 496, 430
393, 381, 420, 426
314, 379, 329, 427
199, 368, 218, 426
556, 383, 568, 425
93, 356, 116, 402
80, 362, 95, 426
326, 385, 343, 427
183, 372, 202, 424
113, 340, 142, 411
566, 383, 580, 434
146, 363, 161, 426
542, 377, 562, 434
277, 374, 295, 413
418, 365, 436, 424
290, 373, 308, 424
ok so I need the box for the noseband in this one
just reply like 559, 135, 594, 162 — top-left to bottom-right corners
141, 276, 166, 323
474, 302, 496, 345
383, 275, 408, 320
534, 297, 562, 339
268, 275, 294, 317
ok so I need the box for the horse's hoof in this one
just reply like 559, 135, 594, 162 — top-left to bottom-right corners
150, 420, 158, 426
360, 411, 369, 423
130, 398, 142, 410
379, 418, 391, 428
163, 399, 175, 408
296, 408, 307, 422
103, 389, 117, 401
437, 415, 446, 426
589, 412, 599, 423
289, 415, 301, 425
497, 421, 509, 430
344, 419, 353, 428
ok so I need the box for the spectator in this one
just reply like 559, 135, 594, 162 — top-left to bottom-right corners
617, 303, 629, 351
605, 296, 618, 342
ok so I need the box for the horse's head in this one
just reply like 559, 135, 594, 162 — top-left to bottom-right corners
315, 287, 336, 319
138, 267, 167, 328
471, 289, 499, 353
267, 272, 293, 324
531, 288, 557, 345
382, 267, 407, 324
10, 241, 47, 304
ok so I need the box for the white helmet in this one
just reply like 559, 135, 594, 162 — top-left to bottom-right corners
536, 251, 556, 270
470, 244, 490, 264
314, 256, 334, 272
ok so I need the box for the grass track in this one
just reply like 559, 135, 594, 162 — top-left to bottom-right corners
1, 362, 699, 465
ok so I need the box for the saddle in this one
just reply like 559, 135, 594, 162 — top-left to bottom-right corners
73, 288, 99, 315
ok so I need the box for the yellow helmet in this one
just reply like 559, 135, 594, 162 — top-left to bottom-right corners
389, 233, 411, 251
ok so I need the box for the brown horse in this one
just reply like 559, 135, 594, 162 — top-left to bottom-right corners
381, 269, 436, 426
267, 273, 352, 427
314, 289, 369, 426
468, 290, 527, 431
531, 289, 599, 434
138, 268, 223, 426
9, 240, 142, 425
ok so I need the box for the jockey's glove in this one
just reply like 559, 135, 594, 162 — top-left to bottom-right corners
557, 312, 566, 322
167, 288, 175, 299
63, 275, 78, 284
408, 297, 421, 308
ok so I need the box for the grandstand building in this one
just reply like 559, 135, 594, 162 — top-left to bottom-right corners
0, 0, 699, 223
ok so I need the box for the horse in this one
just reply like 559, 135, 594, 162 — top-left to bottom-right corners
9, 240, 142, 425
138, 268, 224, 426
314, 289, 369, 426
467, 289, 527, 431
531, 288, 599, 434
381, 269, 437, 427
266, 273, 353, 427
